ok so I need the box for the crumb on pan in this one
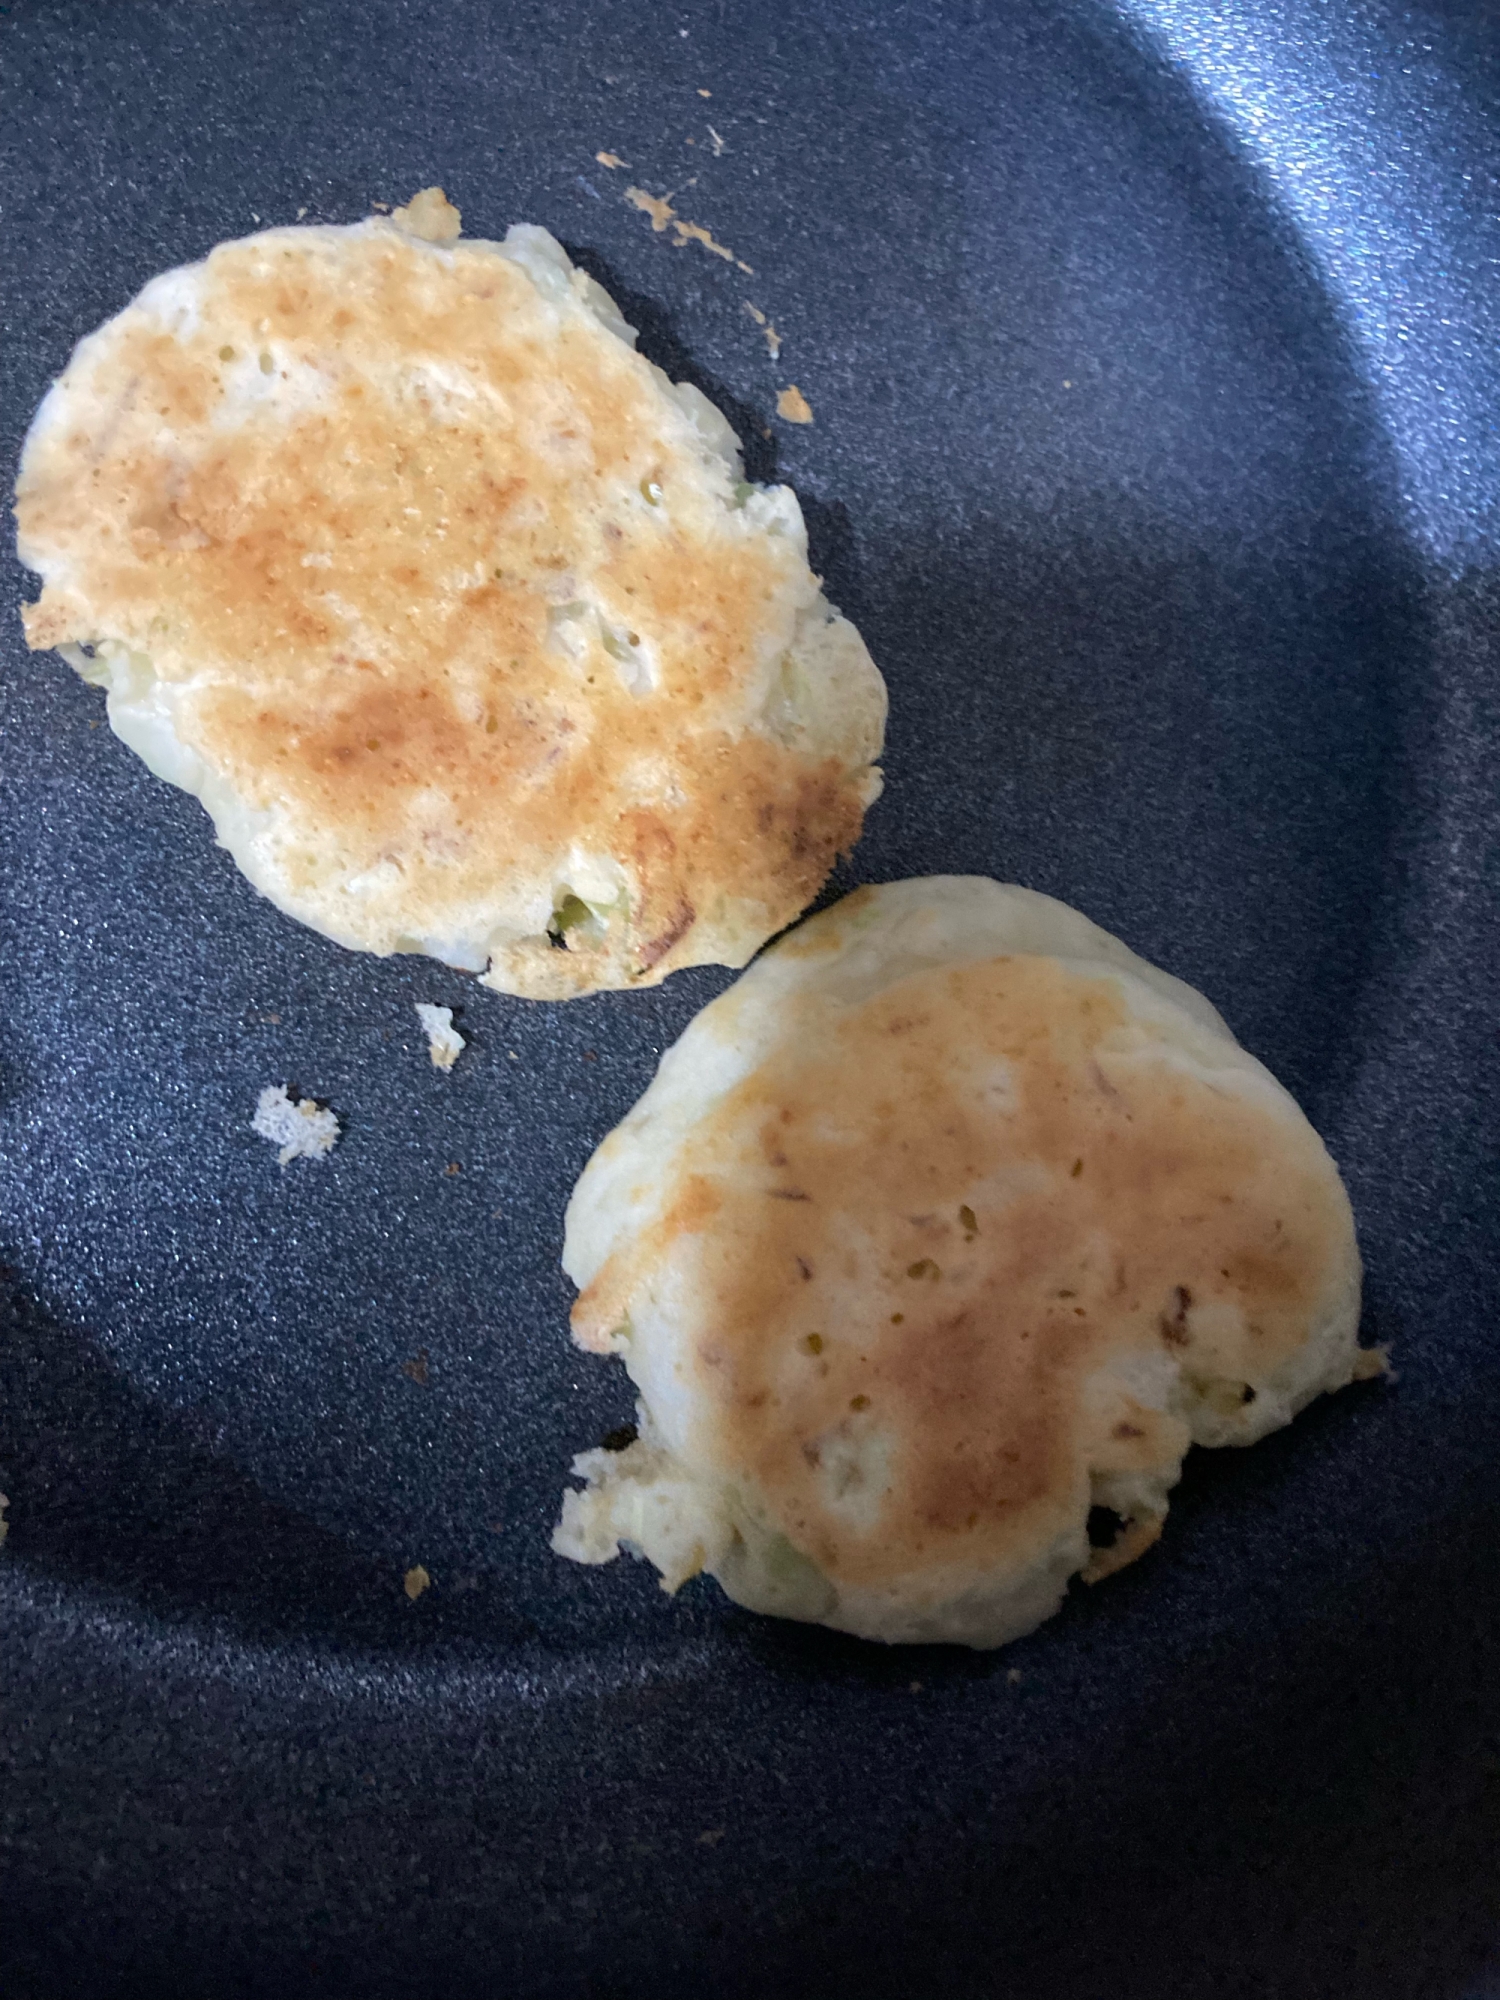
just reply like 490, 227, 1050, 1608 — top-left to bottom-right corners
776, 386, 813, 424
252, 1084, 340, 1165
745, 303, 783, 358
414, 1002, 465, 1070
624, 185, 753, 271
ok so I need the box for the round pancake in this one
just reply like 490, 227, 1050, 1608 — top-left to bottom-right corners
553, 877, 1371, 1648
14, 190, 886, 997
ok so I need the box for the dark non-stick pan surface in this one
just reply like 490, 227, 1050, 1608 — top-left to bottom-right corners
3, 2, 1498, 1994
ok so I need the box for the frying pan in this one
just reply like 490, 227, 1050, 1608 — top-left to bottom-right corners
2, 1, 1498, 1994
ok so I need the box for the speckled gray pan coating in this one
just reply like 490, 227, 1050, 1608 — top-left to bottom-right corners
1, 0, 1498, 1996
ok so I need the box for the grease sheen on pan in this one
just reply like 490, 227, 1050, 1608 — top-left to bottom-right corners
14, 189, 886, 997
554, 878, 1372, 1649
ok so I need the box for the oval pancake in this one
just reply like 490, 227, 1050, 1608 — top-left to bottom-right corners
553, 877, 1374, 1648
14, 190, 886, 997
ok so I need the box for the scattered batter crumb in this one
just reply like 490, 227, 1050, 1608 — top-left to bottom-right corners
252, 1084, 340, 1165
752, 296, 788, 352
415, 1001, 465, 1070
296, 206, 307, 219
624, 185, 753, 272
776, 385, 814, 424
909, 1680, 923, 1693
708, 125, 727, 156
626, 186, 675, 231
698, 87, 712, 97
697, 1829, 725, 1846
745, 302, 783, 355
1007, 1668, 1023, 1685
595, 150, 627, 170
0, 1492, 8, 1544
673, 218, 751, 271
445, 1161, 463, 1176
401, 1349, 430, 1385
404, 1564, 431, 1601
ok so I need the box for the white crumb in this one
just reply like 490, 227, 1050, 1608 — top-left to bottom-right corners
415, 1002, 466, 1070
252, 1084, 341, 1165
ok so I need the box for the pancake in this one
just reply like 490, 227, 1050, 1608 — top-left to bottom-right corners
553, 877, 1372, 1648
14, 190, 886, 998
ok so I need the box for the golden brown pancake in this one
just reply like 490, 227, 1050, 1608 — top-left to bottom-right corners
554, 877, 1372, 1647
15, 190, 885, 997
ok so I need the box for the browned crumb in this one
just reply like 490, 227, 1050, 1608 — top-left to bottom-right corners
445, 1162, 462, 1176
624, 186, 754, 272
626, 186, 676, 231
745, 302, 783, 359
673, 218, 734, 262
401, 1349, 430, 1385
595, 150, 628, 170
404, 1564, 431, 1600
776, 385, 813, 424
